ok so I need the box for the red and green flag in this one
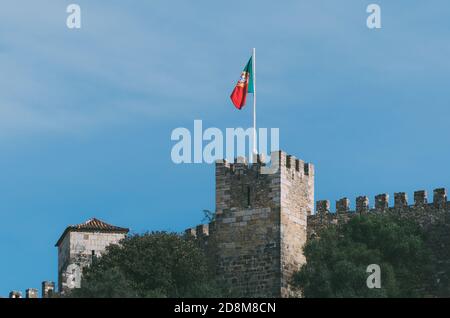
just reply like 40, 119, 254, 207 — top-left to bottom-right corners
230, 56, 254, 109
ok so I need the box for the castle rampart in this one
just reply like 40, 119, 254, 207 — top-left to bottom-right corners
309, 188, 449, 237
5, 150, 449, 298
186, 150, 449, 298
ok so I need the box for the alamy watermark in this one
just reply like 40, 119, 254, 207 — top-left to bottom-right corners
66, 4, 81, 29
367, 4, 381, 29
170, 120, 280, 173
366, 264, 381, 289
64, 4, 381, 30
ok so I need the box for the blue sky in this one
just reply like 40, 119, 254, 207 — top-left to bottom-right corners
1, 0, 450, 296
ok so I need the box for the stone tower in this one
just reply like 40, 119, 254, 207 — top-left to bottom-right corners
55, 218, 129, 294
207, 151, 314, 297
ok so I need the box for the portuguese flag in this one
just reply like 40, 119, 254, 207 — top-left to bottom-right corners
230, 56, 254, 109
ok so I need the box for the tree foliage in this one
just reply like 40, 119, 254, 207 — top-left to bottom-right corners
293, 214, 444, 298
425, 214, 450, 297
69, 232, 223, 298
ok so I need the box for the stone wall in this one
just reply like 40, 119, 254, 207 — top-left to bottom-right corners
308, 188, 449, 237
25, 288, 38, 298
42, 281, 55, 298
279, 152, 314, 297
308, 188, 450, 294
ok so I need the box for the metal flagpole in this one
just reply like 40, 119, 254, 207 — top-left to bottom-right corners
252, 48, 257, 155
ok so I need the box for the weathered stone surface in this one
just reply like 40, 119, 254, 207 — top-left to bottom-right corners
375, 193, 389, 211
42, 281, 55, 298
415, 190, 428, 206
356, 196, 369, 214
25, 288, 38, 298
316, 200, 330, 214
308, 188, 450, 238
394, 192, 408, 208
434, 188, 447, 209
336, 198, 350, 214
9, 291, 22, 298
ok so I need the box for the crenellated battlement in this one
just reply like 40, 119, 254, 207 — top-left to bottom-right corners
284, 153, 314, 177
215, 151, 314, 218
185, 224, 209, 239
313, 188, 448, 215
215, 151, 314, 177
309, 187, 449, 238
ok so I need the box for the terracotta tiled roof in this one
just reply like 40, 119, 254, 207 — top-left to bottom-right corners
55, 218, 129, 246
70, 218, 129, 232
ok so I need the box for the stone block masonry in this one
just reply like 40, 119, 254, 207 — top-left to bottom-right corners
308, 188, 449, 237
9, 291, 22, 298
25, 288, 38, 298
42, 281, 55, 298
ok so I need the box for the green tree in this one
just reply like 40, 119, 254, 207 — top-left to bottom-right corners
425, 214, 450, 297
69, 232, 224, 298
293, 214, 436, 297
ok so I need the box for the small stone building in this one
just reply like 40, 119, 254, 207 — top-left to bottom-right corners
55, 218, 129, 294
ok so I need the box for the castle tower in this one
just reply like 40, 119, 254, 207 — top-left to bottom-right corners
55, 218, 129, 294
210, 151, 314, 297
